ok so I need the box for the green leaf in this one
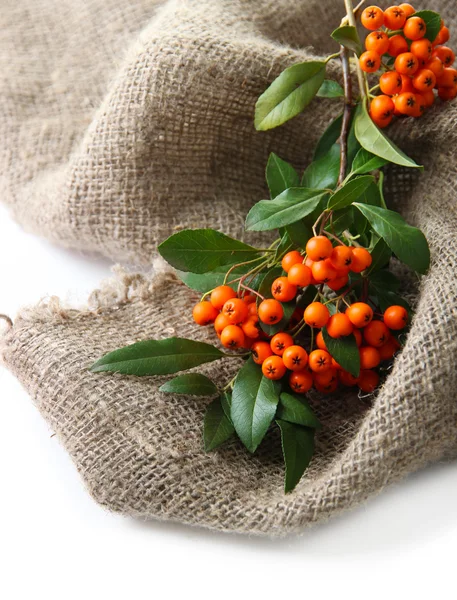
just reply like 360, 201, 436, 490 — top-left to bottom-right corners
276, 420, 315, 493
274, 230, 294, 262
245, 189, 327, 231
413, 10, 441, 42
353, 203, 430, 274
351, 182, 383, 235
355, 101, 421, 169
277, 393, 321, 429
265, 153, 300, 198
90, 337, 224, 376
317, 79, 344, 98
368, 236, 391, 273
285, 220, 313, 249
301, 143, 341, 190
159, 373, 218, 396
158, 229, 260, 274
331, 25, 363, 55
326, 208, 353, 236
231, 358, 281, 452
351, 148, 387, 175
322, 328, 360, 378
327, 175, 374, 210
314, 114, 342, 160
177, 264, 264, 294
204, 396, 235, 451
220, 391, 232, 421
369, 269, 400, 292
372, 289, 412, 314
255, 61, 326, 131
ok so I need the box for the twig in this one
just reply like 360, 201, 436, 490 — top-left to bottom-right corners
338, 45, 353, 185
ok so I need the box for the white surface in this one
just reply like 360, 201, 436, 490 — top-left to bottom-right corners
0, 203, 456, 600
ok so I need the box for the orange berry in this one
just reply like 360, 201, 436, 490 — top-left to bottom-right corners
422, 89, 435, 107
220, 325, 245, 349
425, 56, 444, 77
331, 358, 342, 370
378, 337, 401, 360
288, 263, 312, 287
403, 16, 427, 41
350, 247, 372, 272
241, 317, 260, 339
262, 355, 287, 380
433, 46, 455, 68
258, 299, 284, 324
214, 312, 232, 336
364, 320, 390, 347
365, 31, 390, 55
242, 336, 254, 350
411, 38, 433, 63
271, 276, 297, 302
437, 67, 457, 88
394, 52, 419, 75
384, 6, 406, 29
326, 313, 354, 338
283, 345, 309, 371
210, 285, 236, 310
314, 367, 338, 387
346, 302, 374, 328
399, 3, 415, 17
281, 250, 303, 273
248, 302, 258, 316
270, 332, 294, 356
395, 91, 417, 115
359, 50, 381, 73
383, 305, 408, 329
358, 369, 380, 393
192, 301, 218, 325
315, 379, 339, 394
370, 95, 395, 125
222, 297, 249, 324
400, 73, 415, 93
304, 302, 330, 328
315, 331, 328, 351
411, 93, 426, 117
388, 34, 409, 57
434, 26, 450, 46
329, 245, 353, 270
438, 85, 457, 100
251, 341, 273, 365
361, 6, 385, 30
339, 370, 359, 387
412, 68, 436, 92
379, 71, 403, 95
242, 294, 257, 305
353, 328, 363, 347
306, 235, 333, 261
312, 259, 337, 283
327, 275, 349, 291
359, 346, 381, 369
289, 370, 313, 394
309, 349, 332, 373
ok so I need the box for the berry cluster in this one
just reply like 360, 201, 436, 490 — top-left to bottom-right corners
192, 238, 409, 396
359, 4, 455, 127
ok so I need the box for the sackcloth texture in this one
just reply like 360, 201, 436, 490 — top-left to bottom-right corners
0, 0, 457, 535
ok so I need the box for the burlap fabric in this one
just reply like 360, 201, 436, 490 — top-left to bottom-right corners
1, 0, 456, 535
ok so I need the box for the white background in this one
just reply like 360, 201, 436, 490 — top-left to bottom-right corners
1, 203, 456, 599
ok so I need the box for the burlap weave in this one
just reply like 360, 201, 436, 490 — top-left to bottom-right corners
1, 0, 457, 535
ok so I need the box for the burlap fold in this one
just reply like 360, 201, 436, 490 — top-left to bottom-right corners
1, 0, 457, 534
